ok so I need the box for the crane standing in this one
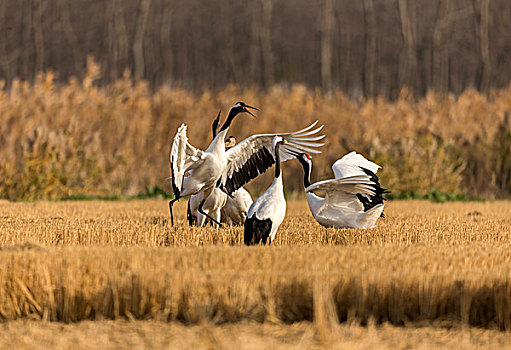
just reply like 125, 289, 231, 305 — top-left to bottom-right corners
244, 136, 287, 245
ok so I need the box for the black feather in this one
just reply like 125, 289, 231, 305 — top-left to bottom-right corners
356, 167, 389, 218
223, 147, 275, 194
244, 216, 273, 245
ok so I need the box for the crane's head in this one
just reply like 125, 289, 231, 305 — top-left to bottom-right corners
225, 136, 236, 149
232, 101, 259, 118
296, 152, 312, 168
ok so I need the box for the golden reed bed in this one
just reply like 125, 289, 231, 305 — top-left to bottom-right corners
1, 67, 511, 200
0, 199, 510, 332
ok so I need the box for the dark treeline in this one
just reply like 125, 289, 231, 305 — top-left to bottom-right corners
0, 0, 510, 98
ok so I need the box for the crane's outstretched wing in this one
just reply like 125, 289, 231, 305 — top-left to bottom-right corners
169, 124, 204, 197
331, 152, 381, 179
307, 163, 388, 215
306, 175, 378, 197
221, 121, 325, 194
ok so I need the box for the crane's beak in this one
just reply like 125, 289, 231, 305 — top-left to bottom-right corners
243, 104, 259, 118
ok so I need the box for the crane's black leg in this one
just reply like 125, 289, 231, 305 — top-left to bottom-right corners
168, 197, 179, 226
186, 199, 196, 226
198, 198, 222, 228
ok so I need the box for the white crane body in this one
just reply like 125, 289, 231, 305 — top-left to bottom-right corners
297, 151, 387, 229
221, 188, 253, 225
244, 137, 288, 245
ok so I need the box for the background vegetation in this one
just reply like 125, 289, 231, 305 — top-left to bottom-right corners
0, 63, 510, 200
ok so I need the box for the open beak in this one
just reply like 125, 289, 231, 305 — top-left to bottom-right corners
243, 104, 259, 118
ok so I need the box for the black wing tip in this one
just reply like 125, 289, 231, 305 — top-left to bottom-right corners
356, 167, 389, 211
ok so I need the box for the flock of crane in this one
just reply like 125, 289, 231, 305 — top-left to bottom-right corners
168, 101, 388, 245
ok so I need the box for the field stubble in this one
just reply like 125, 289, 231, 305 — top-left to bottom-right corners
0, 200, 510, 333
0, 200, 510, 247
2, 320, 511, 350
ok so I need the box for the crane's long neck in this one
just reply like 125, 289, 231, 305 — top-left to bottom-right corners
297, 158, 311, 188
274, 142, 282, 179
219, 107, 240, 133
302, 162, 311, 188
206, 128, 228, 154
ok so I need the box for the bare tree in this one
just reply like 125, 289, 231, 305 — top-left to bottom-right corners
32, 0, 45, 73
0, 1, 21, 80
432, 1, 472, 92
472, 0, 491, 93
398, 0, 418, 90
1, 0, 511, 97
363, 0, 376, 97
321, 0, 334, 91
261, 0, 274, 87
59, 0, 82, 76
21, 0, 33, 78
133, 0, 151, 82
159, 3, 173, 85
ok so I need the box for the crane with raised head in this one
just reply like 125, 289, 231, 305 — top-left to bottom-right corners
168, 102, 325, 227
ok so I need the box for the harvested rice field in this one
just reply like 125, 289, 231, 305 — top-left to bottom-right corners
0, 199, 510, 348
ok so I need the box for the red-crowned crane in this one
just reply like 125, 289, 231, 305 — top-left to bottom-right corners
295, 152, 388, 229
244, 136, 288, 245
168, 102, 325, 227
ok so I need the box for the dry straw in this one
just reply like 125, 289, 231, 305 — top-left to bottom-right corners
0, 200, 510, 329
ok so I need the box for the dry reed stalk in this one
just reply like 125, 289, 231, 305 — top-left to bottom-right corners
1, 65, 511, 199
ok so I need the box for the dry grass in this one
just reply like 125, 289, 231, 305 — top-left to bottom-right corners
0, 200, 509, 247
2, 321, 511, 349
1, 242, 511, 328
0, 200, 510, 332
1, 62, 511, 200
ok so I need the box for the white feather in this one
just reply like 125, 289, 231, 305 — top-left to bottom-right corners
331, 151, 381, 179
169, 124, 204, 194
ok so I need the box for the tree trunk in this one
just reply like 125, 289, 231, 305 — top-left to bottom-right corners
21, 0, 33, 79
432, 1, 472, 92
159, 3, 173, 85
398, 0, 417, 92
59, 0, 82, 77
363, 0, 376, 97
479, 0, 491, 93
133, 0, 151, 82
260, 0, 274, 87
321, 0, 334, 91
32, 0, 45, 73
